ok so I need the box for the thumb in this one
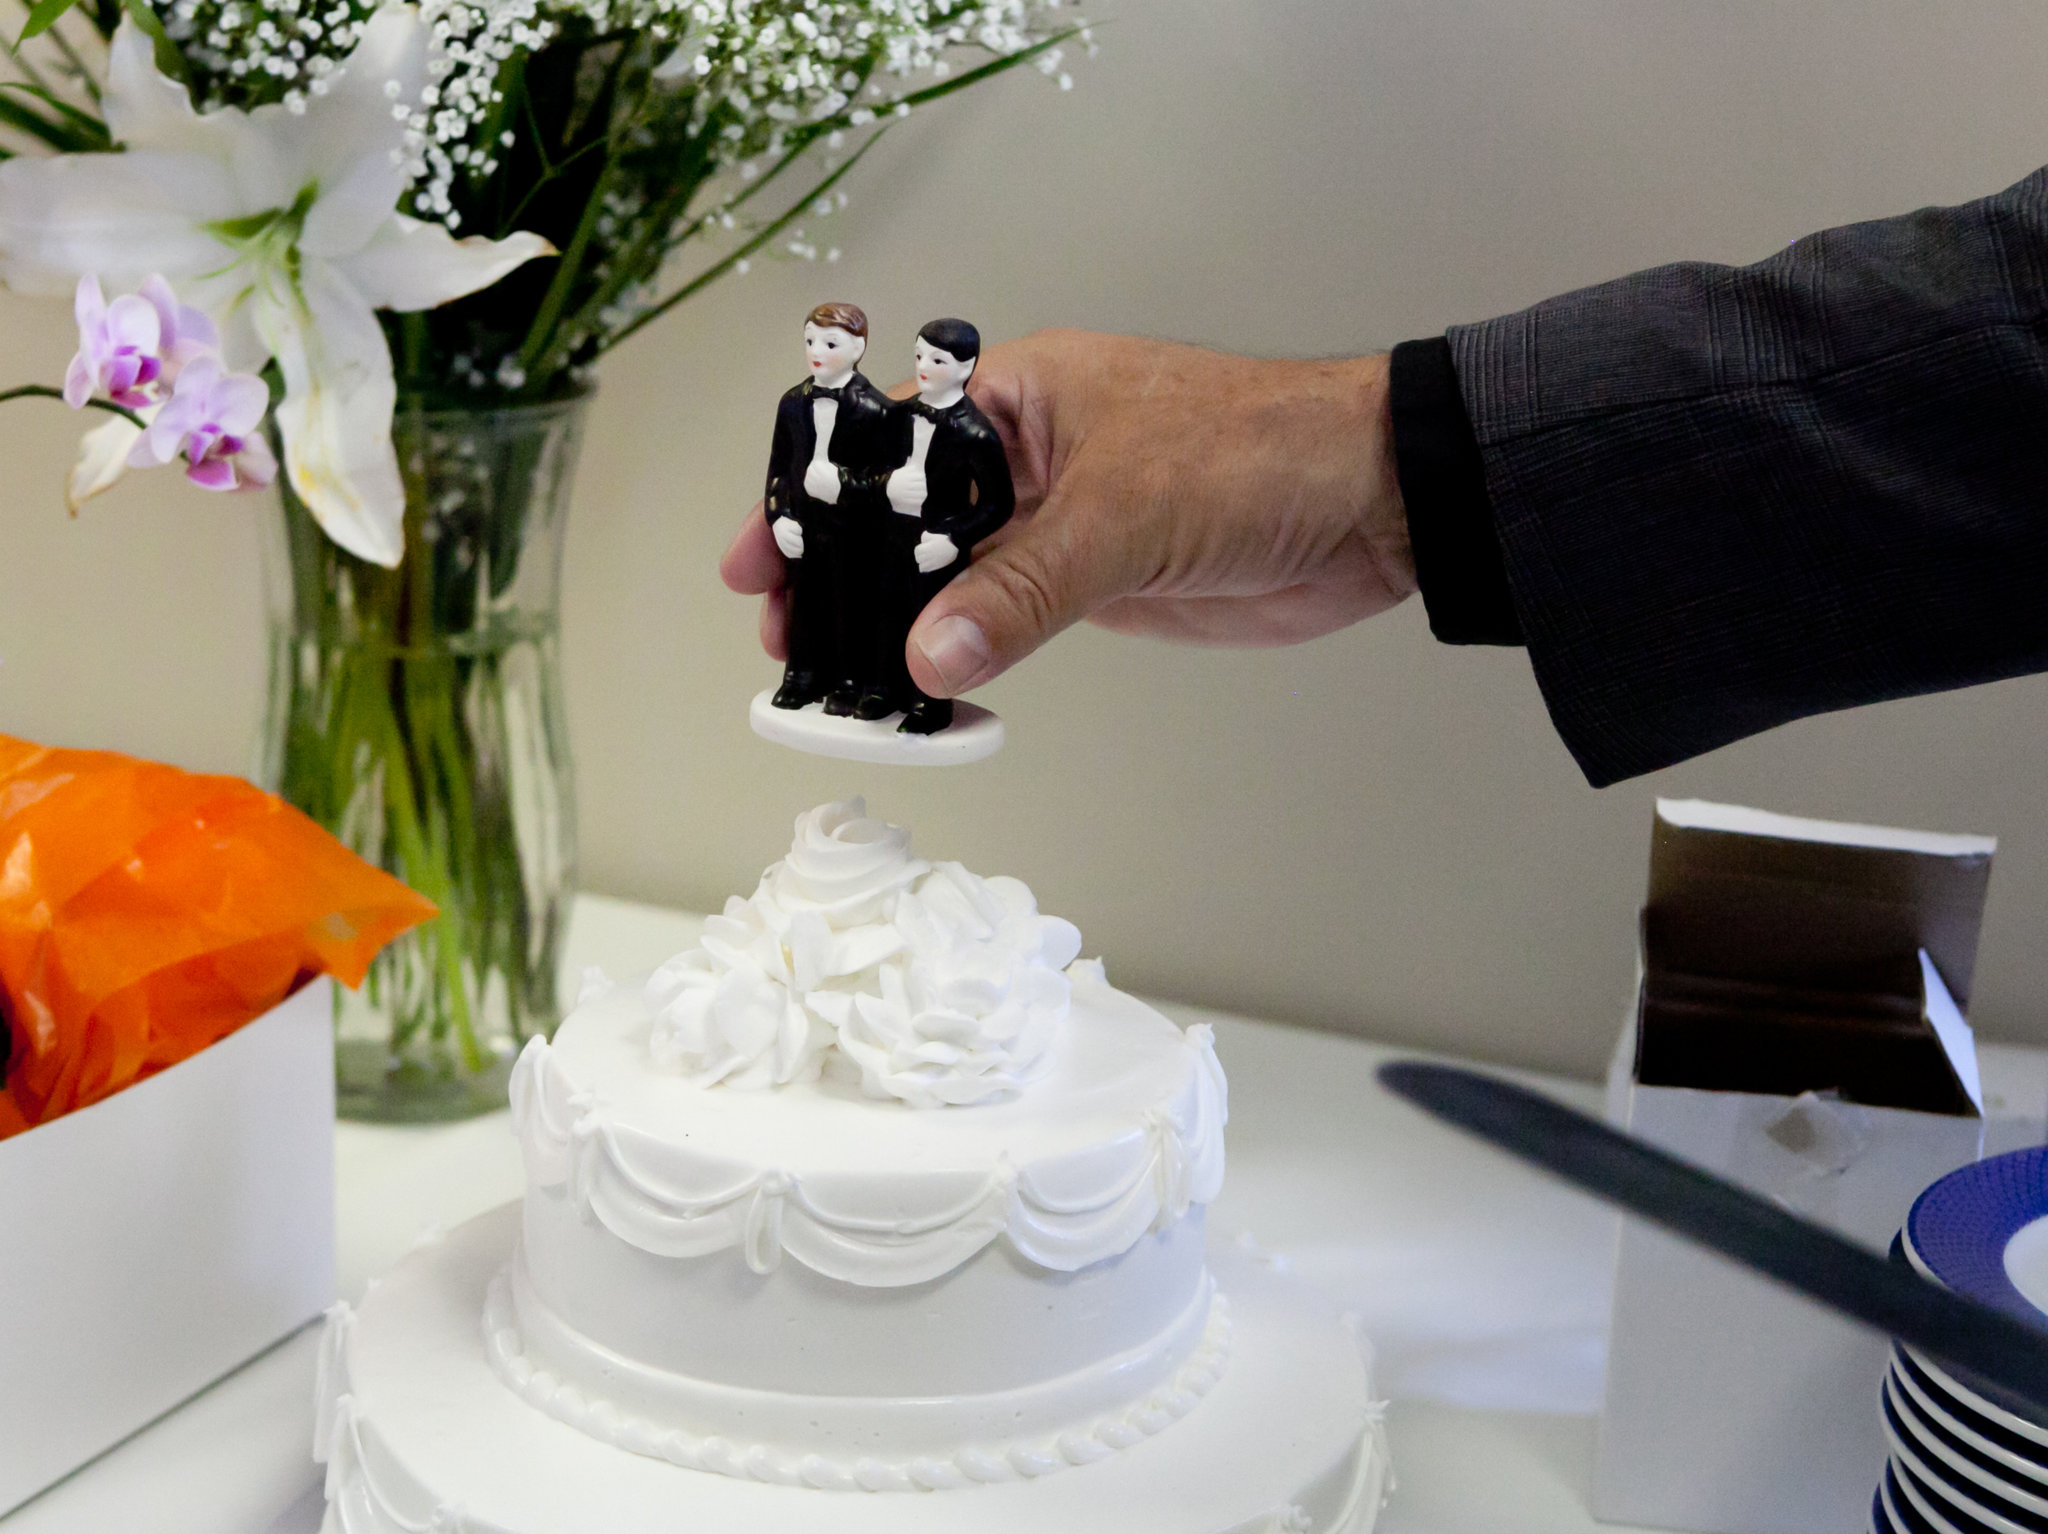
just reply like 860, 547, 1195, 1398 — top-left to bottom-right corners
906, 511, 1105, 697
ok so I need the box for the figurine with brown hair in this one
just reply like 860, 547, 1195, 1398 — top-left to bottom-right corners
750, 309, 1011, 765
762, 302, 894, 714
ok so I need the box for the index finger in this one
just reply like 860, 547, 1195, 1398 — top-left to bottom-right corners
721, 501, 784, 596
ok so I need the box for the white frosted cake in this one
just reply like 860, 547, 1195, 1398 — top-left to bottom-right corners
316, 801, 1386, 1533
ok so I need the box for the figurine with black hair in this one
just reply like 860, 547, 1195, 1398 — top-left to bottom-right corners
875, 318, 1016, 733
762, 301, 893, 715
749, 311, 1012, 765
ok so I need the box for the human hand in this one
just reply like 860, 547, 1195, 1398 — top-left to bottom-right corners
914, 530, 959, 574
724, 331, 1413, 684
887, 467, 928, 517
802, 459, 841, 505
771, 515, 804, 561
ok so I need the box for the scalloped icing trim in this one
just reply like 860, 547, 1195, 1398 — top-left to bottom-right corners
480, 1265, 1234, 1493
1323, 1398, 1394, 1533
317, 1302, 475, 1533
510, 1019, 1228, 1287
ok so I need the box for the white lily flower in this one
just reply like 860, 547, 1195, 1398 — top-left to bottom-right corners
0, 7, 553, 566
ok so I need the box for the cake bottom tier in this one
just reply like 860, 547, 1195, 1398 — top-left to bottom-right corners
318, 1204, 1390, 1534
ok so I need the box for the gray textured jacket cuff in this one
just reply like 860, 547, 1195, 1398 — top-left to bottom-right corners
1448, 165, 2048, 788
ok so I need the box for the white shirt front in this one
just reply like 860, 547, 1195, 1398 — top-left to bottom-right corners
808, 397, 840, 478
889, 416, 938, 517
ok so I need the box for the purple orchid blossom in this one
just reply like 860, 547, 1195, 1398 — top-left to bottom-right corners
137, 275, 220, 391
64, 275, 162, 410
132, 354, 277, 493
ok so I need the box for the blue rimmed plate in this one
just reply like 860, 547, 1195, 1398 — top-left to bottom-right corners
1884, 1459, 1960, 1534
1888, 1366, 2048, 1508
1901, 1149, 2048, 1435
1891, 1350, 2048, 1481
1882, 1488, 1903, 1533
1888, 1451, 2044, 1534
1905, 1148, 2048, 1326
1883, 1387, 2048, 1532
1879, 1482, 1907, 1534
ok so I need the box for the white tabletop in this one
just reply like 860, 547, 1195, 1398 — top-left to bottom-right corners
16, 893, 2034, 1534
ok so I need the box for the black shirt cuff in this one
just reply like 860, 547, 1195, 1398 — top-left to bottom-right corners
1389, 336, 1524, 646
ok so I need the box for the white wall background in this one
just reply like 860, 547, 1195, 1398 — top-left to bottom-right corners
2, 0, 2046, 1078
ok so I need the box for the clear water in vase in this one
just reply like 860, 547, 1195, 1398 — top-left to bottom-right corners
259, 393, 586, 1121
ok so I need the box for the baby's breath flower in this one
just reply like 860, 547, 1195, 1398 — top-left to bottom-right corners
122, 0, 1078, 403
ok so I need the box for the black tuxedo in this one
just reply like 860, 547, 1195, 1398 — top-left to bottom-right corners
762, 374, 892, 690
874, 394, 1016, 709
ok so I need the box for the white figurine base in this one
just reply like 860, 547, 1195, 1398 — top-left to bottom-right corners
318, 1204, 1388, 1534
749, 689, 1004, 766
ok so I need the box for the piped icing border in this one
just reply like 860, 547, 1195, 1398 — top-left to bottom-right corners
312, 1253, 1388, 1532
481, 1265, 1233, 1493
509, 1020, 1228, 1288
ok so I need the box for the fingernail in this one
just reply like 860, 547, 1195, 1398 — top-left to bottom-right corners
915, 615, 990, 695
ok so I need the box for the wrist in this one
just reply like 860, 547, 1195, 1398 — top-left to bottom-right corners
1343, 352, 1418, 603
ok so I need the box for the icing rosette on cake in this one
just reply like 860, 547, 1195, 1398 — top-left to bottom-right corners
646, 799, 1084, 1106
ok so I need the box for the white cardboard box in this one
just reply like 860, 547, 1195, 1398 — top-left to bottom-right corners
0, 981, 336, 1515
1593, 801, 1992, 1534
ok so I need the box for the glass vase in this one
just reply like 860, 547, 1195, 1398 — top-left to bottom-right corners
258, 392, 587, 1121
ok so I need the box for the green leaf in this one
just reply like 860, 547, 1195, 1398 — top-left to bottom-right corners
0, 89, 99, 153
0, 82, 108, 148
18, 0, 82, 43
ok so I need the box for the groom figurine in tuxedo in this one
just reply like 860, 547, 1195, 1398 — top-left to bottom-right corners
762, 302, 894, 714
875, 318, 1016, 733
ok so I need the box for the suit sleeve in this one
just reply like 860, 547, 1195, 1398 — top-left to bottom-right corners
764, 400, 795, 526
951, 424, 1016, 548
1441, 163, 2048, 788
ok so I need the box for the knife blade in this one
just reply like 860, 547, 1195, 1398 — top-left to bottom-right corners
1376, 1059, 2048, 1414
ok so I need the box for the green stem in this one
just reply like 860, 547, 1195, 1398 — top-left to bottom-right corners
7, 40, 54, 93
498, 134, 611, 233
512, 37, 640, 376
592, 29, 1082, 366
271, 400, 580, 1107
600, 129, 888, 358
45, 26, 98, 105
523, 151, 713, 382
397, 441, 485, 1072
0, 384, 144, 426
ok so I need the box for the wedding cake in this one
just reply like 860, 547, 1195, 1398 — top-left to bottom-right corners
315, 801, 1387, 1533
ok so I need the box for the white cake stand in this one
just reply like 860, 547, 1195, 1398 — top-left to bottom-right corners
749, 689, 1004, 766
319, 1204, 1388, 1534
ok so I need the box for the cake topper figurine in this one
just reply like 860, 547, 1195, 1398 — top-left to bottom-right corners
750, 312, 1013, 766
762, 302, 893, 716
876, 319, 1016, 735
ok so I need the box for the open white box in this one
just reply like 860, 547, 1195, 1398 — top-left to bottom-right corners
0, 980, 336, 1515
1595, 801, 1994, 1534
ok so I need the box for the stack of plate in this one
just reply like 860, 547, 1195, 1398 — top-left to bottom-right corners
1876, 1146, 2048, 1534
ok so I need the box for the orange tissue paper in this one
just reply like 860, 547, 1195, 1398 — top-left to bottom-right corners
0, 735, 437, 1138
